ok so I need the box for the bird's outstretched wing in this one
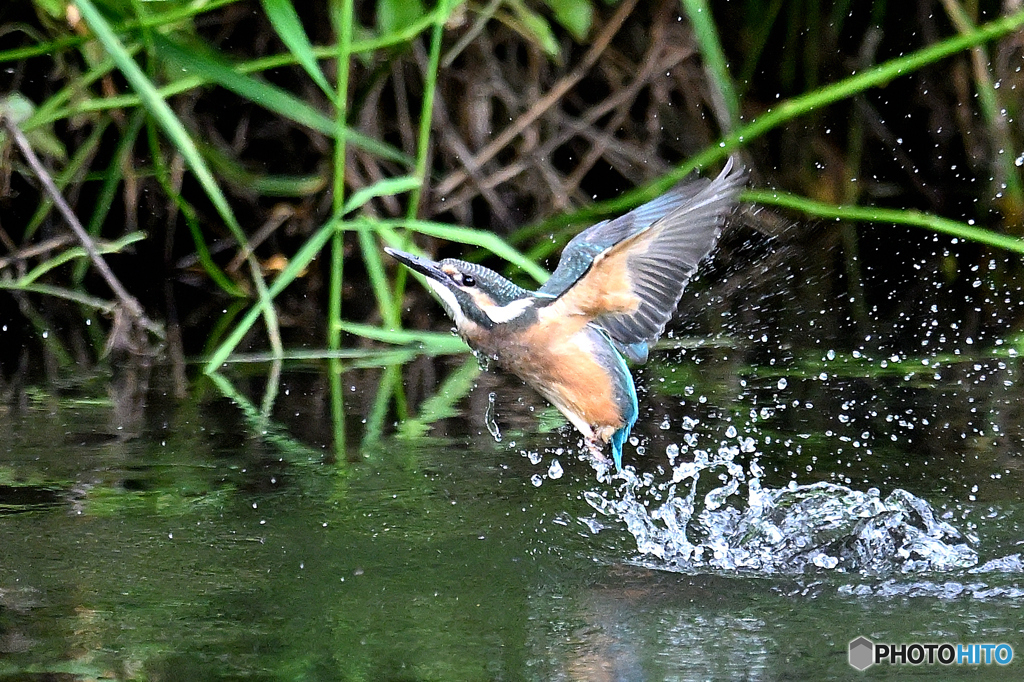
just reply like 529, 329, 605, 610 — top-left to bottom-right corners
538, 158, 746, 361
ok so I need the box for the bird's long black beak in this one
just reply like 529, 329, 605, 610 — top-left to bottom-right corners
384, 247, 447, 283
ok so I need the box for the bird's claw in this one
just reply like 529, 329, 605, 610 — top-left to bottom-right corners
581, 438, 613, 473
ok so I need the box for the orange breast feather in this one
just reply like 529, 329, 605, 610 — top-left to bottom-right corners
504, 318, 623, 433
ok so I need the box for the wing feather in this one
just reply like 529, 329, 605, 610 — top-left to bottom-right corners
538, 173, 714, 298
541, 158, 746, 359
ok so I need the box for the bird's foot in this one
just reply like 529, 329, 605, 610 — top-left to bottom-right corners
585, 438, 608, 460
581, 438, 615, 479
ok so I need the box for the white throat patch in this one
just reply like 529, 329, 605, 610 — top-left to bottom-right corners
480, 297, 534, 324
424, 279, 534, 328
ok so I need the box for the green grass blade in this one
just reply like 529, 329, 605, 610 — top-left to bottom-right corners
259, 0, 335, 100
397, 355, 480, 439
75, 0, 279, 347
746, 189, 1024, 254
0, 280, 116, 313
154, 34, 411, 166
156, 34, 334, 135
342, 176, 421, 214
204, 218, 338, 371
17, 232, 147, 287
0, 35, 86, 64
74, 109, 146, 284
388, 0, 455, 321
211, 347, 421, 364
328, 0, 355, 363
406, 0, 452, 219
366, 218, 550, 284
338, 321, 468, 352
515, 8, 1024, 258
679, 0, 740, 129
351, 6, 444, 54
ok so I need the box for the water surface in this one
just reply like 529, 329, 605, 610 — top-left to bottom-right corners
1, 328, 1022, 680
3, 225, 1024, 679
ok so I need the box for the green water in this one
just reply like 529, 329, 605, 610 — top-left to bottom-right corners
1, 344, 1023, 681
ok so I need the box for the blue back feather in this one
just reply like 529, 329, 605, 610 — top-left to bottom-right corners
591, 327, 638, 470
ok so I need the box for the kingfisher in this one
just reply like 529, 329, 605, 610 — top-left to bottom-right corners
386, 158, 746, 470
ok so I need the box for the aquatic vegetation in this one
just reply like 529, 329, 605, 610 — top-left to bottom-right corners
1, 2, 1022, 374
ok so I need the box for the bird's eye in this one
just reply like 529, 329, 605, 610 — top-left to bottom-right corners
462, 274, 476, 287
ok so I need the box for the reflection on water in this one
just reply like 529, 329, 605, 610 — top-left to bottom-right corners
0, 348, 1022, 680
3, 234, 1024, 678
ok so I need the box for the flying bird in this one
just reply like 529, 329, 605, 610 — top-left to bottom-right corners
386, 158, 746, 470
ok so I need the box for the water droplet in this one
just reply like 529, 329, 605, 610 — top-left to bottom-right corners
812, 553, 839, 569
547, 459, 563, 479
485, 392, 502, 442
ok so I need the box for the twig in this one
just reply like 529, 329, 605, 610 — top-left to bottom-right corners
433, 0, 640, 198
430, 87, 514, 226
441, 0, 502, 68
0, 234, 75, 269
226, 203, 294, 274
430, 36, 687, 216
559, 27, 681, 204
1, 113, 163, 339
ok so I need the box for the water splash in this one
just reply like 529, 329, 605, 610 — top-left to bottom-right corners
582, 442, 979, 575
485, 391, 502, 443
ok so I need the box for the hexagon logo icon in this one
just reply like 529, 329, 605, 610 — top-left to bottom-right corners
849, 637, 874, 670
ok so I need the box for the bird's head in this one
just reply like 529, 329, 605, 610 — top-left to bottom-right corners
385, 247, 539, 331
